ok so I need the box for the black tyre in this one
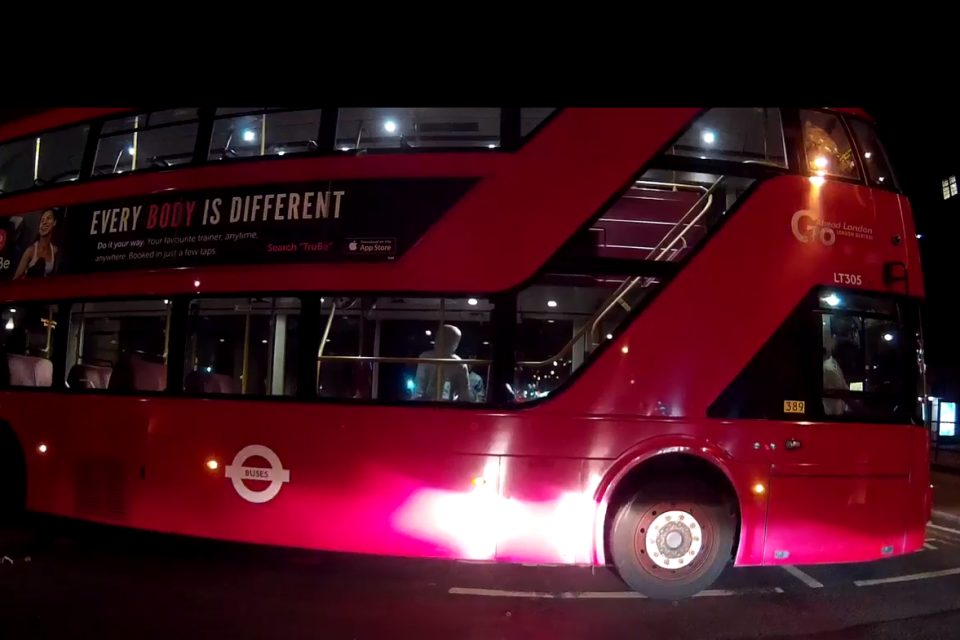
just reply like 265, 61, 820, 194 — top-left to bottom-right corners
610, 478, 736, 599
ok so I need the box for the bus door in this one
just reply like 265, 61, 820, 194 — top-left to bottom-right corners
760, 292, 919, 565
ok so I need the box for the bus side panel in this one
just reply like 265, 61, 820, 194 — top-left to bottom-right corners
902, 427, 932, 554
156, 398, 505, 560
4, 391, 161, 530
494, 456, 589, 564
763, 475, 907, 565
760, 420, 912, 565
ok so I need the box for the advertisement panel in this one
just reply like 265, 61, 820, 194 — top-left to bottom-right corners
0, 177, 477, 280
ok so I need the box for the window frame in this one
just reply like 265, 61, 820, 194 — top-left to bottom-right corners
842, 113, 903, 194
707, 287, 922, 425
60, 296, 173, 397
0, 107, 558, 203
207, 107, 325, 163
0, 300, 64, 390
795, 107, 866, 187
816, 292, 919, 425
92, 108, 203, 177
180, 293, 306, 400
0, 122, 91, 196
1, 107, 904, 204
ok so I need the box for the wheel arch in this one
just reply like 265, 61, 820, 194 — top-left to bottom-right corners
593, 435, 745, 566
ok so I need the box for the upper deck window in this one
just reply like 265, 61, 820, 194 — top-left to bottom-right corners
208, 108, 323, 160
94, 108, 200, 175
0, 124, 88, 194
336, 108, 500, 151
799, 109, 859, 180
560, 169, 755, 264
847, 118, 898, 189
521, 108, 558, 138
667, 108, 787, 168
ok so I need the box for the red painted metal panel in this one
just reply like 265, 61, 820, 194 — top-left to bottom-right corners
543, 175, 915, 418
0, 108, 133, 144
763, 475, 907, 565
902, 428, 932, 554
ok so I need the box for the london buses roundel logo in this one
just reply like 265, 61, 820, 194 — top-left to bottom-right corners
225, 445, 291, 503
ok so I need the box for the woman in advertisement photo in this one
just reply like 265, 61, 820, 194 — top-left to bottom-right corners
13, 208, 61, 280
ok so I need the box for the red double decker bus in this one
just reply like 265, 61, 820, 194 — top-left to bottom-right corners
0, 107, 931, 598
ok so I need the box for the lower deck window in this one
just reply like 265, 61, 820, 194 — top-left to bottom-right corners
1, 303, 57, 388
184, 297, 300, 396
317, 296, 493, 403
65, 299, 169, 392
708, 289, 919, 424
512, 274, 660, 402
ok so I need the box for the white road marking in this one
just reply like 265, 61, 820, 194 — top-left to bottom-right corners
447, 586, 783, 599
931, 510, 960, 523
855, 567, 960, 587
928, 523, 960, 536
923, 543, 938, 550
781, 565, 824, 588
449, 588, 639, 599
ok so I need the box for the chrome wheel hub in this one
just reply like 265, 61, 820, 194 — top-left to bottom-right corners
644, 509, 703, 569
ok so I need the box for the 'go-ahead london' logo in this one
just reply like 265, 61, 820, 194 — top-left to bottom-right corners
791, 210, 836, 246
225, 444, 291, 504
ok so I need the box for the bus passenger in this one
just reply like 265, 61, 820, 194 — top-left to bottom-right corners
414, 324, 475, 402
822, 329, 849, 416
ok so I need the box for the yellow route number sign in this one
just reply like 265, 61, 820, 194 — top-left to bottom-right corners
783, 400, 805, 414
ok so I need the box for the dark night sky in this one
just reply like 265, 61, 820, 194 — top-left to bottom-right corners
868, 107, 958, 397
1, 107, 956, 395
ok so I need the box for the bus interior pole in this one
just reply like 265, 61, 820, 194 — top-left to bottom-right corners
317, 302, 337, 391
132, 115, 139, 171
163, 302, 172, 364
260, 115, 267, 157
241, 310, 251, 395
436, 299, 445, 400
76, 304, 86, 365
44, 307, 54, 357
372, 319, 381, 400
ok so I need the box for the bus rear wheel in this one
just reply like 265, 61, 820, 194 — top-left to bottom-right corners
610, 478, 735, 599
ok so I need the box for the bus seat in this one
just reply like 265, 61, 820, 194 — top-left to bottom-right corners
67, 364, 113, 389
7, 354, 53, 388
129, 358, 167, 392
184, 370, 237, 394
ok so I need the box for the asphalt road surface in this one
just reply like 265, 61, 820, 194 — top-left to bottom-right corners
2, 519, 960, 639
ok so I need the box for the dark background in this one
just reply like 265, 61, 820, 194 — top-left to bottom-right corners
868, 106, 957, 399
1, 107, 956, 397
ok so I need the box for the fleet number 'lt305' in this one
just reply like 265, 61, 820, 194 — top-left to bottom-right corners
834, 272, 862, 285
